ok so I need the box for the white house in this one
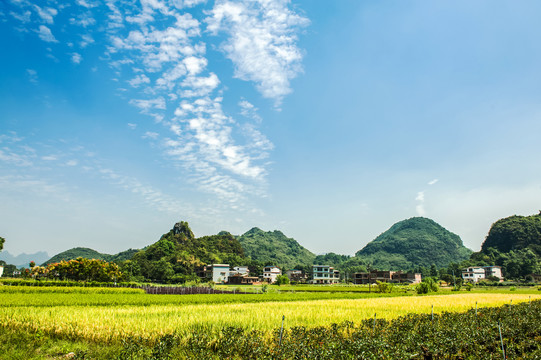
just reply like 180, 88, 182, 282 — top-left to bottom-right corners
462, 267, 485, 282
462, 266, 504, 283
198, 264, 230, 284
0, 265, 3, 277
483, 266, 503, 280
263, 266, 281, 283
312, 265, 340, 284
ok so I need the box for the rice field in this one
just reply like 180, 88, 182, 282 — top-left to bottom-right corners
0, 287, 538, 343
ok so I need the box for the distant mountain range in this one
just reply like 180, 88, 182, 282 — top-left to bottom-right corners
0, 251, 49, 268
28, 214, 539, 279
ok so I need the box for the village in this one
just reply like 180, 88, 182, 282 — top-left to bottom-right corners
195, 263, 507, 285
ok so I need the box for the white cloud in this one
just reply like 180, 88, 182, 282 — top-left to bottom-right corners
71, 52, 82, 64
239, 99, 262, 123
172, 0, 207, 9
127, 123, 137, 129
0, 148, 33, 167
69, 12, 97, 27
142, 131, 159, 139
34, 5, 58, 24
37, 25, 58, 43
128, 74, 151, 88
76, 0, 98, 9
156, 63, 188, 89
428, 179, 439, 186
26, 69, 38, 83
42, 155, 57, 161
206, 0, 308, 105
66, 160, 78, 166
80, 34, 94, 48
183, 56, 207, 75
98, 167, 191, 215
10, 10, 31, 23
130, 97, 166, 111
180, 73, 220, 97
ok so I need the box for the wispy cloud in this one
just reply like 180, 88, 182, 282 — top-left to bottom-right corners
206, 0, 309, 106
33, 5, 57, 25
71, 52, 82, 64
26, 69, 38, 83
428, 179, 439, 186
97, 167, 192, 215
142, 131, 159, 139
5, 0, 305, 214
37, 25, 58, 42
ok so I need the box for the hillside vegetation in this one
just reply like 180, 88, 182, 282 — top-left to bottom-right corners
356, 217, 472, 270
237, 227, 315, 270
43, 247, 138, 266
481, 212, 541, 256
463, 212, 541, 279
126, 221, 246, 282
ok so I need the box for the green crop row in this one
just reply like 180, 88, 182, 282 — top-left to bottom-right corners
0, 288, 407, 308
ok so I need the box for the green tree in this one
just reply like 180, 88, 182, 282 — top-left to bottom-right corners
275, 274, 290, 286
416, 277, 439, 294
0, 236, 4, 251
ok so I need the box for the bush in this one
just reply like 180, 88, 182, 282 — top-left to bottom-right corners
275, 275, 290, 286
416, 277, 439, 294
376, 281, 393, 293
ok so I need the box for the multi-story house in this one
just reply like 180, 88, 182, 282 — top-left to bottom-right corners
285, 269, 308, 283
197, 264, 230, 284
462, 266, 504, 282
312, 265, 340, 284
263, 266, 282, 283
462, 267, 486, 282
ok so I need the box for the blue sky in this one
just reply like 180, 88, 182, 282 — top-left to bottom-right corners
1, 0, 541, 258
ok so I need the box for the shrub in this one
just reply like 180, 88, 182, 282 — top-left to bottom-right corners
416, 277, 439, 294
376, 281, 393, 293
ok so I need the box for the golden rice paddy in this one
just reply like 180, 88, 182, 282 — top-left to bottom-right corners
1, 292, 538, 342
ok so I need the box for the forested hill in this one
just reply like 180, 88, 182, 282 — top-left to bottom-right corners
481, 212, 541, 256
128, 221, 247, 282
237, 227, 315, 270
43, 247, 139, 265
355, 217, 472, 270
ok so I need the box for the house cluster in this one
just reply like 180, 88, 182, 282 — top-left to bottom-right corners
351, 270, 422, 285
197, 264, 286, 285
196, 264, 337, 284
461, 266, 504, 282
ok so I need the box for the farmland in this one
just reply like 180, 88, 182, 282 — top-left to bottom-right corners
0, 285, 540, 359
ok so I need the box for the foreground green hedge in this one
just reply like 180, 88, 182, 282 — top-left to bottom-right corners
178, 299, 541, 359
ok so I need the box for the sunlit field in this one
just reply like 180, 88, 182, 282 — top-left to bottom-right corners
0, 286, 538, 343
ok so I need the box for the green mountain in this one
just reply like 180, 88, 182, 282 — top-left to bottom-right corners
237, 227, 315, 269
43, 247, 139, 266
355, 217, 472, 270
481, 212, 541, 256
128, 221, 246, 282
